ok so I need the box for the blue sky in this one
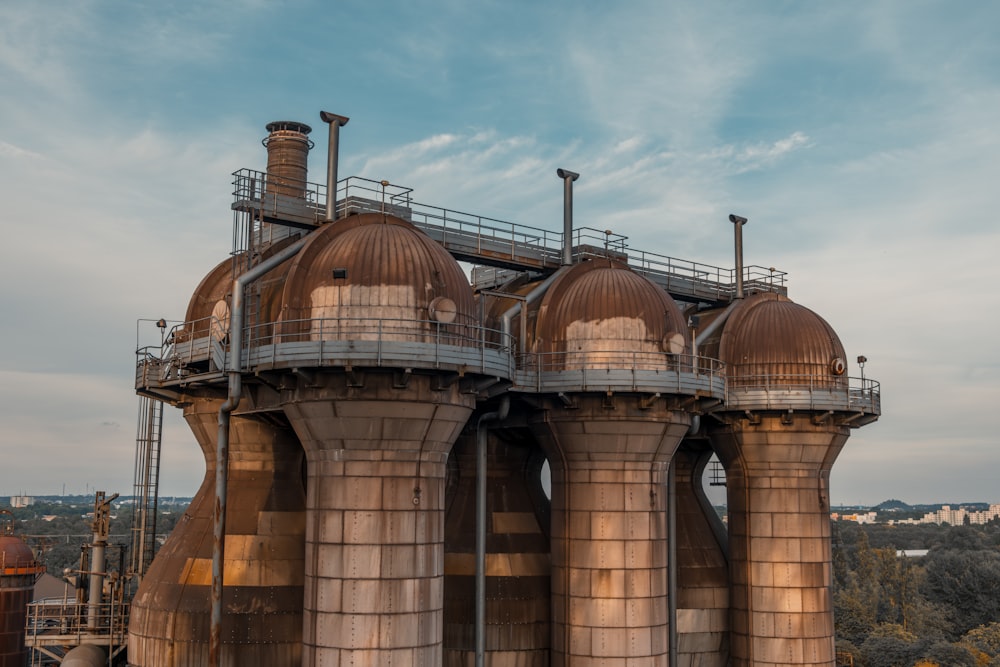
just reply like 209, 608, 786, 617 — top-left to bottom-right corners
1, 1, 998, 505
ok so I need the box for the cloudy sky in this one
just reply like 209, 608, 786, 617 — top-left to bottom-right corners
1, 1, 997, 506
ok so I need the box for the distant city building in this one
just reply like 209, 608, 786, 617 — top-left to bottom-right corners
832, 511, 878, 524
9, 496, 33, 508
890, 503, 1000, 526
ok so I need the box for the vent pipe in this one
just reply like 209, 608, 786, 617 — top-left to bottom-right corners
729, 214, 747, 299
263, 121, 313, 198
557, 168, 579, 266
320, 111, 350, 221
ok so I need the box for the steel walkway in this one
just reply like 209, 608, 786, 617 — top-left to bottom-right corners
231, 169, 787, 305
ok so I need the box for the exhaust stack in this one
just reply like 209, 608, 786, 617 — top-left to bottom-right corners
729, 214, 748, 299
263, 121, 312, 199
557, 168, 579, 266
320, 111, 350, 221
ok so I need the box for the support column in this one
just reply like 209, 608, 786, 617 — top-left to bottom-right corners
531, 396, 690, 666
711, 416, 848, 667
283, 374, 474, 665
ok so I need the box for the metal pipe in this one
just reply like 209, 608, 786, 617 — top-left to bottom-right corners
320, 111, 350, 221
86, 541, 105, 630
694, 300, 741, 347
474, 397, 510, 667
729, 214, 747, 298
668, 460, 678, 667
500, 266, 572, 355
557, 168, 579, 265
209, 234, 311, 667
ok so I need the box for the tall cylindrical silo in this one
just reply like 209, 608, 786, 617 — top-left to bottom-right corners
523, 260, 699, 665
127, 396, 306, 666
673, 438, 730, 666
443, 424, 551, 666
277, 213, 479, 665
0, 535, 42, 667
129, 252, 307, 667
704, 292, 878, 667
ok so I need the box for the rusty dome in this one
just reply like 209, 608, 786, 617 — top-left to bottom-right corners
279, 213, 476, 338
0, 536, 35, 569
182, 239, 299, 343
716, 292, 846, 384
531, 260, 688, 366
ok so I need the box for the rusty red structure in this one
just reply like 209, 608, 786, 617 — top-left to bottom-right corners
130, 112, 880, 666
1, 520, 43, 667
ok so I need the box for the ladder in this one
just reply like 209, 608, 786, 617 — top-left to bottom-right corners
129, 394, 163, 583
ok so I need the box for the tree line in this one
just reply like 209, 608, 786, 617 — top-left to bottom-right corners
833, 521, 1000, 667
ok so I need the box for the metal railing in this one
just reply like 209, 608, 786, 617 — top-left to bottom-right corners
629, 248, 787, 301
514, 350, 727, 397
25, 598, 128, 647
230, 169, 787, 300
136, 318, 881, 418
137, 315, 516, 387
724, 374, 881, 414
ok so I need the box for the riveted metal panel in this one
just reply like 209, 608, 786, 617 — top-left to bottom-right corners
127, 395, 306, 667
279, 213, 478, 342
532, 260, 688, 365
717, 292, 846, 387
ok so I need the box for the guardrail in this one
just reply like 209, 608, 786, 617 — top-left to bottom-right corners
137, 316, 517, 387
724, 375, 881, 414
513, 351, 726, 397
230, 169, 787, 300
135, 320, 880, 418
25, 598, 128, 646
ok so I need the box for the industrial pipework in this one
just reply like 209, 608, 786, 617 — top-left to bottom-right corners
556, 168, 579, 266
320, 111, 350, 221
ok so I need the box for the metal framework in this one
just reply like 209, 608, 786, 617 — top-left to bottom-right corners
231, 169, 788, 305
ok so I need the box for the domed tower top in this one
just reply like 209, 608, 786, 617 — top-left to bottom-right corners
715, 292, 847, 388
0, 535, 39, 573
279, 213, 476, 342
182, 238, 300, 344
530, 259, 688, 370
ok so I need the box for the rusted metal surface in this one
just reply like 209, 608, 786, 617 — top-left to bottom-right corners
131, 115, 886, 667
707, 293, 860, 667
1, 535, 42, 667
521, 260, 696, 664
717, 292, 846, 386
127, 396, 306, 667
674, 440, 730, 667
532, 260, 689, 365
280, 213, 479, 338
263, 121, 312, 199
443, 426, 551, 666
274, 213, 482, 664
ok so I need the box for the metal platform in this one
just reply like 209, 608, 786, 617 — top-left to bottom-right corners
25, 598, 128, 665
231, 169, 787, 305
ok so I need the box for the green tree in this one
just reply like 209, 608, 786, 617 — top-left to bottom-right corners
962, 622, 1000, 658
914, 640, 979, 667
923, 550, 1000, 636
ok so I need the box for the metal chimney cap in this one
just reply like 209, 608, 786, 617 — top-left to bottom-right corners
556, 168, 580, 181
265, 120, 312, 135
319, 111, 350, 126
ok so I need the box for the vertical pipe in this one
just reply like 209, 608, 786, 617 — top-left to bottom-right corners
209, 235, 311, 667
320, 111, 350, 221
556, 168, 579, 266
668, 460, 678, 667
475, 399, 509, 667
729, 214, 748, 299
87, 541, 106, 630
